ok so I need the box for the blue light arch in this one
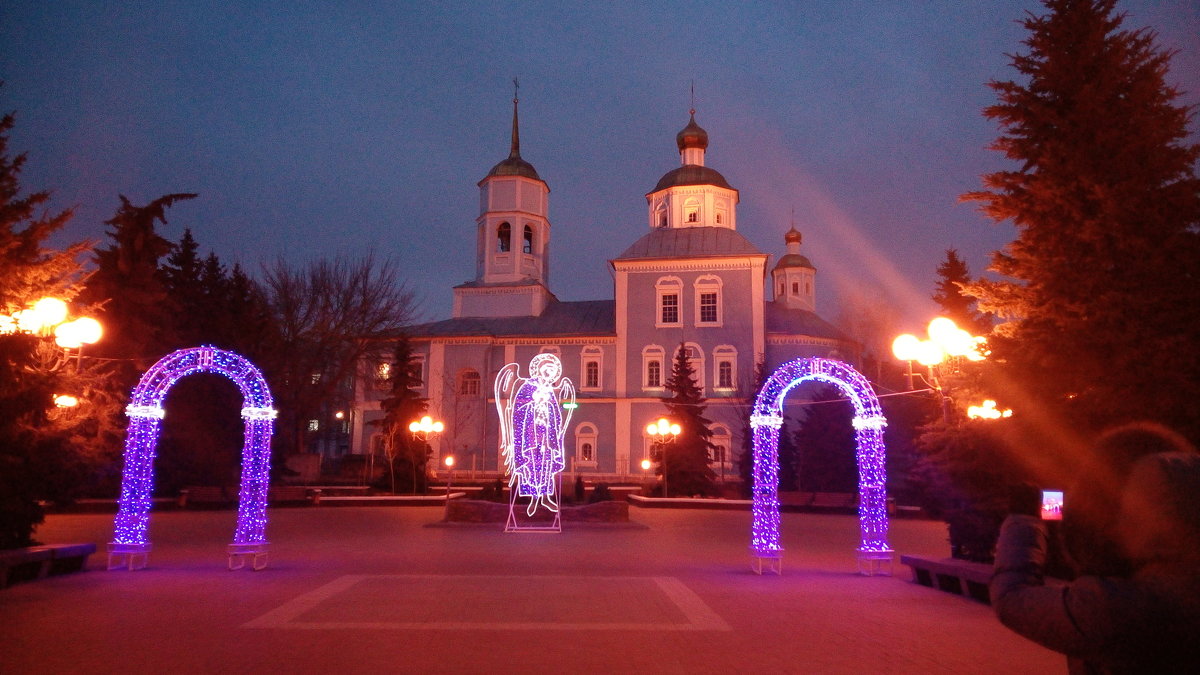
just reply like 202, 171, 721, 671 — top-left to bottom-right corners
750, 357, 891, 573
108, 346, 276, 570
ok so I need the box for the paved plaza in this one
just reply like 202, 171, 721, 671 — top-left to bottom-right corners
1, 506, 1061, 674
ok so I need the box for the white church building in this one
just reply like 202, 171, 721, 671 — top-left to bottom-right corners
349, 101, 856, 482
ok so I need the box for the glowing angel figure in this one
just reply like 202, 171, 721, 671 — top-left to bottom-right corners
495, 353, 575, 516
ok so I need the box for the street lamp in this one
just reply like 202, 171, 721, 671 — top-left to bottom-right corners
443, 454, 456, 519
967, 399, 1012, 420
646, 417, 681, 498
892, 317, 988, 420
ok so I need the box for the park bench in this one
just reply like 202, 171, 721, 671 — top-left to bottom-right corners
900, 554, 993, 603
179, 486, 232, 508
268, 486, 310, 505
1, 543, 97, 588
809, 492, 857, 510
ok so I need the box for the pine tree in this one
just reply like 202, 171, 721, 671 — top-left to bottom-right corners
932, 249, 989, 334
963, 0, 1200, 441
0, 110, 91, 548
373, 335, 429, 493
82, 193, 196, 372
660, 343, 717, 497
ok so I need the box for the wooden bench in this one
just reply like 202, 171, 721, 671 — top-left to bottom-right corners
810, 492, 857, 509
900, 554, 993, 603
179, 486, 232, 508
1, 543, 97, 588
268, 486, 310, 505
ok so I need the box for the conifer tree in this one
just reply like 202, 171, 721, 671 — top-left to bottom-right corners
373, 335, 429, 493
963, 0, 1200, 440
0, 110, 90, 547
660, 343, 717, 496
932, 249, 989, 335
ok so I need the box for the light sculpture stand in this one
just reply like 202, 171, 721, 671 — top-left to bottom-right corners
108, 346, 277, 571
494, 354, 575, 533
749, 358, 892, 575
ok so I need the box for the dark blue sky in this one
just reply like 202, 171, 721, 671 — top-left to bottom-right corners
4, 1, 1198, 333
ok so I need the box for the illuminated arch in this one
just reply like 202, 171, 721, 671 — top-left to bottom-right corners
108, 346, 277, 570
750, 357, 891, 574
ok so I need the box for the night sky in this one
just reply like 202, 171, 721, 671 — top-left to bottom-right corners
4, 1, 1198, 333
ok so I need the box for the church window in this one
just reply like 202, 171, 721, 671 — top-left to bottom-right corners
713, 345, 737, 391
458, 369, 481, 396
661, 294, 679, 324
580, 346, 603, 391
715, 212, 722, 224
642, 345, 665, 389
647, 360, 661, 387
711, 425, 732, 467
683, 198, 700, 224
694, 275, 722, 326
700, 293, 717, 323
497, 222, 511, 252
792, 282, 799, 294
576, 424, 598, 465
676, 343, 705, 391
687, 211, 698, 223
523, 225, 534, 254
655, 277, 683, 327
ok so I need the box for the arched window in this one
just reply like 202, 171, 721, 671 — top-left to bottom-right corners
642, 344, 665, 389
676, 342, 705, 392
713, 345, 737, 391
458, 369, 481, 396
710, 424, 732, 469
497, 222, 511, 252
792, 281, 799, 294
684, 198, 700, 224
580, 346, 603, 390
576, 423, 598, 466
523, 225, 534, 254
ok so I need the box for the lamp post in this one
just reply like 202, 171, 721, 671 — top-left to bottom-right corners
892, 317, 987, 422
646, 417, 681, 498
2, 297, 103, 373
443, 454, 456, 519
406, 415, 444, 495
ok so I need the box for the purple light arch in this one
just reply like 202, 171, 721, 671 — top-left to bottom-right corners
108, 346, 276, 570
750, 357, 891, 574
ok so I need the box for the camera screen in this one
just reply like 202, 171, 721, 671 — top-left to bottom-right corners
1041, 490, 1064, 521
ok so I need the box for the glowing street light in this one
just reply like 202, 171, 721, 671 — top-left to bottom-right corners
443, 454, 456, 519
409, 415, 445, 436
646, 417, 681, 498
967, 400, 1013, 420
54, 394, 79, 408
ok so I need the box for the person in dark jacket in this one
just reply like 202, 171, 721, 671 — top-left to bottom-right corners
991, 423, 1200, 673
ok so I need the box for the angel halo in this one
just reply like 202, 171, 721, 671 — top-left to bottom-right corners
494, 353, 576, 517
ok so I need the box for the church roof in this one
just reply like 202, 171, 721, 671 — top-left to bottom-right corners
773, 253, 815, 271
764, 303, 849, 342
613, 226, 764, 261
650, 164, 733, 192
407, 299, 616, 339
485, 155, 541, 181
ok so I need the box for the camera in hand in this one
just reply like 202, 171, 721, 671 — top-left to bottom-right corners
1040, 490, 1064, 521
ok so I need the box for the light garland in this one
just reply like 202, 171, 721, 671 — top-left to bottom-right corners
109, 346, 276, 565
494, 354, 575, 516
750, 357, 892, 565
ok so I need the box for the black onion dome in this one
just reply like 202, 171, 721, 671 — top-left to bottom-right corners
486, 156, 541, 180
651, 165, 733, 192
676, 112, 709, 151
773, 253, 815, 271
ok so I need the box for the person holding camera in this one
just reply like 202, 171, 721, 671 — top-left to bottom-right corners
990, 422, 1200, 673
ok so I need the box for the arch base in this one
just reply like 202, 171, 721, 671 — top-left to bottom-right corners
227, 542, 270, 571
856, 549, 894, 576
106, 542, 151, 571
